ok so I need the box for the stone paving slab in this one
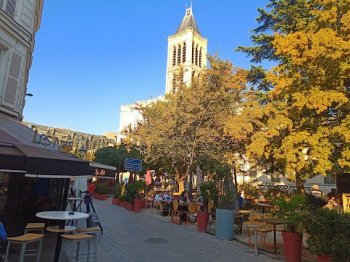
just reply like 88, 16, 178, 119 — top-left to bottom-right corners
95, 199, 274, 262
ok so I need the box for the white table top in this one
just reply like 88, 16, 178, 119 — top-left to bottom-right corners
36, 211, 89, 220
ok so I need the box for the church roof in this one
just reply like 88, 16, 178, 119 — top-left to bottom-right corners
175, 7, 201, 35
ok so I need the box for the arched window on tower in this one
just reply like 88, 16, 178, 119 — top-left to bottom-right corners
172, 74, 176, 93
199, 48, 202, 67
182, 43, 186, 63
195, 45, 198, 66
192, 43, 194, 64
177, 45, 181, 65
172, 46, 176, 66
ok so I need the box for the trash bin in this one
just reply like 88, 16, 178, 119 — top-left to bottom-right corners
87, 213, 99, 228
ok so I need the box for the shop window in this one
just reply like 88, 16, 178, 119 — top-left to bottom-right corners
324, 174, 335, 184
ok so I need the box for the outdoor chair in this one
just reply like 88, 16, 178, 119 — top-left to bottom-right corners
24, 223, 45, 234
59, 233, 94, 262
188, 202, 198, 223
4, 233, 44, 262
207, 200, 216, 232
171, 200, 181, 224
77, 227, 100, 262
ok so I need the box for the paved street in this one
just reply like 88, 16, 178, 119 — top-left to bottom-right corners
94, 199, 274, 262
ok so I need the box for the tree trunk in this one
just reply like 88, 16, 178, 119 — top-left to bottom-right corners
189, 172, 193, 199
295, 173, 305, 193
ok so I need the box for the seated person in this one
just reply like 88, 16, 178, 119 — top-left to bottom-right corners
154, 192, 163, 206
257, 191, 266, 202
179, 191, 190, 205
162, 190, 173, 203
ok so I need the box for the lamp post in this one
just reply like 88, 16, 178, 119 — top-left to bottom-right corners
78, 146, 87, 160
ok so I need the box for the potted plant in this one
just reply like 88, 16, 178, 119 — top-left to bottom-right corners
94, 183, 109, 200
111, 183, 121, 205
215, 189, 236, 240
132, 180, 145, 213
274, 194, 308, 262
198, 181, 218, 232
303, 208, 350, 262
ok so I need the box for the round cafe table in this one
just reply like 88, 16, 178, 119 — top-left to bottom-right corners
36, 211, 89, 262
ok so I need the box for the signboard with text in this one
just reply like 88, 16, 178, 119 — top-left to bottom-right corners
124, 158, 142, 172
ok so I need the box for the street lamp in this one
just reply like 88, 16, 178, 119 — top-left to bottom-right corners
78, 146, 87, 159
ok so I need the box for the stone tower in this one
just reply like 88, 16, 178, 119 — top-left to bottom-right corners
165, 7, 207, 94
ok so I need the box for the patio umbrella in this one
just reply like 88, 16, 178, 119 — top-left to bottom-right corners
145, 170, 152, 186
196, 166, 203, 194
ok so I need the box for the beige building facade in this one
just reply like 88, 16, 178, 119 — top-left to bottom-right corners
0, 0, 43, 120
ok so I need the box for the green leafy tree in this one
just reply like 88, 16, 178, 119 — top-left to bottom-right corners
94, 144, 145, 180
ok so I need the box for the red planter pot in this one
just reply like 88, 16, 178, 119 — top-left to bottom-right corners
134, 199, 143, 212
197, 212, 209, 232
112, 198, 119, 205
317, 255, 332, 262
94, 193, 107, 200
282, 231, 303, 262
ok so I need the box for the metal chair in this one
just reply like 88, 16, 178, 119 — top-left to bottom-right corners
77, 227, 100, 262
4, 233, 44, 262
24, 223, 45, 234
59, 233, 93, 262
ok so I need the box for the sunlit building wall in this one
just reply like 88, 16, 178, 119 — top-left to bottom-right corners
0, 0, 43, 120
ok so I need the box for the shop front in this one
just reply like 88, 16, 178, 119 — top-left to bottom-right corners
0, 114, 89, 235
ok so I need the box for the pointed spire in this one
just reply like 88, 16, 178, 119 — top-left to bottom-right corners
175, 5, 201, 35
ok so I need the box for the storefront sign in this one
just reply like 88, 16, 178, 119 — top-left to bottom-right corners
95, 169, 106, 176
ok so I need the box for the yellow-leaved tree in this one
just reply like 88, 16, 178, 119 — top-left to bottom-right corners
232, 0, 350, 191
126, 57, 247, 194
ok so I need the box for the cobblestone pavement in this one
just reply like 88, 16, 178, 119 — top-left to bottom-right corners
94, 199, 275, 262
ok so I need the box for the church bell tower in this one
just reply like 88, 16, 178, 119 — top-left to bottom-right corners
165, 7, 208, 94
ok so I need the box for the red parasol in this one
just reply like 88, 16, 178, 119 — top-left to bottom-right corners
145, 170, 152, 186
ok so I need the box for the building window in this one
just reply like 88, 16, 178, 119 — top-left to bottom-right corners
177, 45, 181, 65
324, 174, 335, 184
172, 75, 176, 93
195, 46, 198, 66
271, 173, 281, 183
182, 43, 186, 63
0, 0, 17, 17
192, 43, 194, 64
199, 48, 202, 67
172, 47, 176, 66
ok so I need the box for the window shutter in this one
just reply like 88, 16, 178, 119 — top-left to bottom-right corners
3, 52, 22, 107
0, 0, 4, 9
5, 0, 16, 17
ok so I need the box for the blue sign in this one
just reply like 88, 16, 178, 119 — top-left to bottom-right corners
124, 158, 142, 172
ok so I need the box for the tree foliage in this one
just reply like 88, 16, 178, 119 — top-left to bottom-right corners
94, 144, 144, 173
230, 0, 350, 190
126, 57, 248, 190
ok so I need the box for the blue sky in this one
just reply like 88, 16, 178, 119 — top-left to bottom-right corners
23, 0, 268, 135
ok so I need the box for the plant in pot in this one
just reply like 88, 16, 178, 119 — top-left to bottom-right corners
303, 208, 350, 262
198, 181, 218, 232
215, 189, 236, 240
94, 183, 109, 200
111, 183, 121, 205
273, 194, 308, 262
132, 180, 145, 213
